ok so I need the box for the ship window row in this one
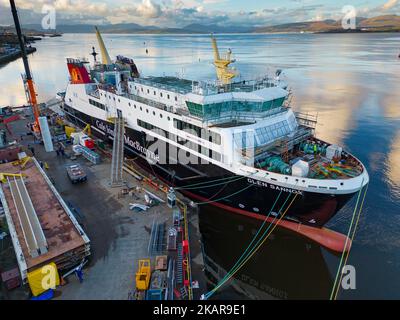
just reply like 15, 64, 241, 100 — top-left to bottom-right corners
186, 98, 285, 119
173, 119, 221, 145
133, 85, 178, 101
89, 98, 107, 111
137, 119, 221, 162
137, 119, 177, 141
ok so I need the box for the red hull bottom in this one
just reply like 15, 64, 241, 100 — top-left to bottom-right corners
183, 190, 351, 254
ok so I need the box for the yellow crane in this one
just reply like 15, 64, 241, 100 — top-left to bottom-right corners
95, 26, 112, 65
211, 34, 238, 85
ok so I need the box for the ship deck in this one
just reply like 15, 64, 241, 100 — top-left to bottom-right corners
135, 76, 194, 94
254, 137, 364, 180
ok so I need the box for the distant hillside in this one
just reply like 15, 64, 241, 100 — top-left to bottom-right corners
20, 23, 203, 34
359, 15, 400, 31
253, 20, 340, 33
254, 15, 400, 33
183, 23, 253, 34
7, 14, 400, 34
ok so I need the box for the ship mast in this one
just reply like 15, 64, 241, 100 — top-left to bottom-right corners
95, 26, 112, 65
210, 34, 238, 85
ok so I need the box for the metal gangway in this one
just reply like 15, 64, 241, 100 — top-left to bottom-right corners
110, 110, 125, 187
7, 176, 48, 258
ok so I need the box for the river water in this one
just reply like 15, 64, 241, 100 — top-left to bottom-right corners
0, 33, 399, 299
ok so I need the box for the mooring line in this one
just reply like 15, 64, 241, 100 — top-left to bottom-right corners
204, 190, 284, 297
329, 179, 365, 300
205, 192, 299, 299
333, 183, 369, 300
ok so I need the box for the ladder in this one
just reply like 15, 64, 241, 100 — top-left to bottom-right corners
110, 110, 125, 187
176, 242, 183, 285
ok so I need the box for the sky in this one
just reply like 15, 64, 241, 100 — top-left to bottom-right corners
0, 0, 399, 28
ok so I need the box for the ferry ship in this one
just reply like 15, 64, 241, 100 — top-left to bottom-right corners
61, 29, 369, 227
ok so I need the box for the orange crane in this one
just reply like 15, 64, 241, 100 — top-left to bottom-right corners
9, 0, 40, 133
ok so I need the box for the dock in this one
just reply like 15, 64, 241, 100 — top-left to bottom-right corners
0, 104, 207, 300
0, 158, 90, 282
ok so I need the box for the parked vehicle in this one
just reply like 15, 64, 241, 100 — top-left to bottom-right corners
66, 164, 87, 184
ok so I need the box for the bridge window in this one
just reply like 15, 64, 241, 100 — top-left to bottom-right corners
89, 98, 106, 111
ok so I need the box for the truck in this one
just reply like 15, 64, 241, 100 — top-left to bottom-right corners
66, 164, 87, 184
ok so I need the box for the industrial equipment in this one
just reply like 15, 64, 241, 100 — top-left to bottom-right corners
211, 34, 238, 85
9, 0, 41, 133
135, 259, 151, 291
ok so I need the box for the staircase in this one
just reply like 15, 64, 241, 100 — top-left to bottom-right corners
110, 111, 125, 187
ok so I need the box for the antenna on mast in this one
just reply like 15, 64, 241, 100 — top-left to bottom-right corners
90, 46, 98, 63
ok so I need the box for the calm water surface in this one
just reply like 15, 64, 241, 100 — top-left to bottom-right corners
0, 33, 399, 299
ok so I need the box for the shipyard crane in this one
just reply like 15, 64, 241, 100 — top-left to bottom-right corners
210, 34, 238, 85
95, 26, 112, 65
9, 0, 40, 133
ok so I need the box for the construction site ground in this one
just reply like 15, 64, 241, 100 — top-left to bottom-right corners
0, 111, 207, 300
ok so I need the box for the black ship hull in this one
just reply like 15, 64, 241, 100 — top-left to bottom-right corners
62, 104, 355, 227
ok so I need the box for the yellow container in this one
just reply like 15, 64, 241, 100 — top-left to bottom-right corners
27, 262, 60, 296
135, 259, 151, 291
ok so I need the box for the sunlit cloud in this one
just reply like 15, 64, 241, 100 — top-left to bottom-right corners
382, 0, 398, 10
0, 0, 399, 27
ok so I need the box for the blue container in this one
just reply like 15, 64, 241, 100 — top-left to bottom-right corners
146, 289, 163, 300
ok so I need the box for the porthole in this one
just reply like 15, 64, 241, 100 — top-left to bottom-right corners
253, 208, 259, 213
160, 114, 163, 118
153, 111, 156, 116
239, 204, 245, 209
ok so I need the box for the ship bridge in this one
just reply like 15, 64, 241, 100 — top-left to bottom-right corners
184, 85, 289, 126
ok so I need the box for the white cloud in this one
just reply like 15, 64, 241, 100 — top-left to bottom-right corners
382, 0, 398, 10
1, 0, 399, 28
136, 0, 162, 18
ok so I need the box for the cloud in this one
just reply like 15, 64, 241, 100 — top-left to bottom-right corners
382, 0, 398, 10
136, 0, 162, 18
1, 0, 400, 28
